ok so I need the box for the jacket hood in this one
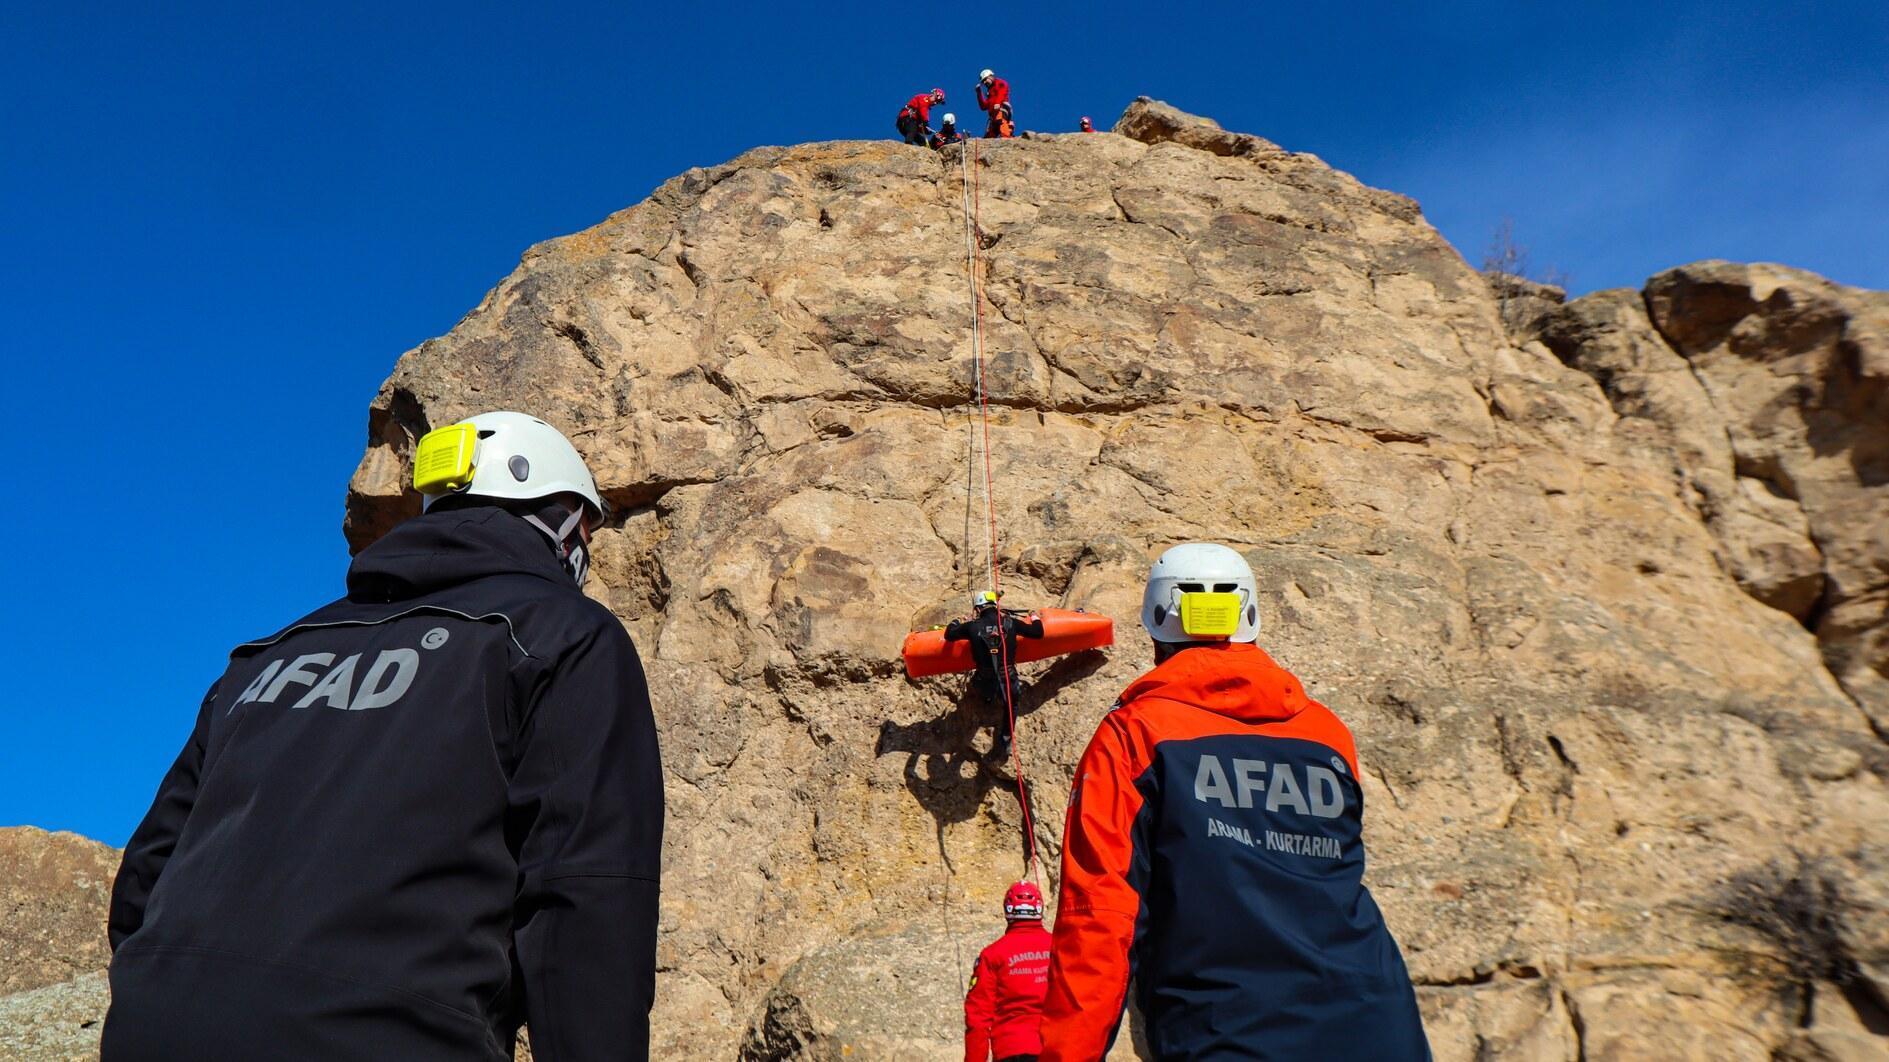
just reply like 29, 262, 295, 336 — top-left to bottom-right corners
347, 506, 570, 600
1118, 642, 1309, 724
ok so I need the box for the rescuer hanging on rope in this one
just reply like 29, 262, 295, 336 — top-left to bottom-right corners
964, 881, 1052, 1062
944, 591, 1044, 757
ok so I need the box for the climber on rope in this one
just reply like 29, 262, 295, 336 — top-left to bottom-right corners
931, 113, 968, 149
964, 881, 1053, 1062
1038, 544, 1429, 1061
945, 590, 1044, 757
898, 87, 948, 146
976, 69, 1014, 138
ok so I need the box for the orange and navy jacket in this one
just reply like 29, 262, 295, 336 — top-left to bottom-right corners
976, 77, 1010, 113
963, 919, 1052, 1061
1039, 643, 1429, 1061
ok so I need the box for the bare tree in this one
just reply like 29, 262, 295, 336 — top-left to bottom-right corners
1482, 217, 1569, 335
1482, 216, 1530, 281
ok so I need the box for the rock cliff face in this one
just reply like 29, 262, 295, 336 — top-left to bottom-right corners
10, 99, 1882, 1061
341, 98, 1889, 1060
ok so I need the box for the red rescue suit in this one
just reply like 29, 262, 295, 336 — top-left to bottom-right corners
976, 77, 1010, 114
976, 77, 1013, 139
964, 919, 1052, 1061
903, 92, 938, 126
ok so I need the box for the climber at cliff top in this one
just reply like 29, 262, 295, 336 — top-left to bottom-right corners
945, 590, 1045, 757
1038, 543, 1429, 1061
898, 87, 947, 146
976, 68, 1013, 138
931, 112, 968, 149
102, 412, 663, 1061
1078, 116, 1094, 133
965, 881, 1054, 1062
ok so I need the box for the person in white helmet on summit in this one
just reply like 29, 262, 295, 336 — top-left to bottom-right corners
976, 68, 1013, 138
1039, 543, 1428, 1061
104, 412, 664, 1061
931, 112, 968, 149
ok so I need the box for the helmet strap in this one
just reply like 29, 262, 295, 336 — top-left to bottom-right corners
522, 506, 591, 589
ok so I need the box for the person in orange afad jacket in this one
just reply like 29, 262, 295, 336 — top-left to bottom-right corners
1038, 543, 1430, 1061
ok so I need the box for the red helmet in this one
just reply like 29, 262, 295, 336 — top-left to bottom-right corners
1080, 116, 1093, 129
1003, 880, 1045, 921
931, 88, 946, 102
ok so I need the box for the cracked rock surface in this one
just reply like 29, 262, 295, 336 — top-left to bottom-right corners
5, 100, 1883, 1060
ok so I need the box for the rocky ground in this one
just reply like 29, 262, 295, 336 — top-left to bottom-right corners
0, 828, 118, 1059
5, 100, 1884, 1060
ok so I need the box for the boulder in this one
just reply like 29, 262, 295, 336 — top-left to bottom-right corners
0, 828, 116, 996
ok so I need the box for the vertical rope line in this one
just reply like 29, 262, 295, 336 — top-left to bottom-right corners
939, 825, 966, 998
960, 144, 981, 595
971, 140, 1001, 599
966, 139, 1040, 882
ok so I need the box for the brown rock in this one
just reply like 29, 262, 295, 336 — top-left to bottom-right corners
1644, 262, 1889, 732
0, 828, 116, 997
1486, 271, 1567, 340
0, 973, 108, 1062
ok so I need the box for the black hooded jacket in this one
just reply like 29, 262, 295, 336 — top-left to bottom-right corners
943, 606, 1045, 693
103, 507, 663, 1061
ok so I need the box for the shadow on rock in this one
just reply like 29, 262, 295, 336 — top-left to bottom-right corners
878, 656, 1105, 869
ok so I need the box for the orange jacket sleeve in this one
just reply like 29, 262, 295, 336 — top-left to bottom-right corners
1040, 715, 1146, 1062
964, 945, 996, 1062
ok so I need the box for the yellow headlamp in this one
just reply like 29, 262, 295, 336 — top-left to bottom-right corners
1179, 591, 1242, 638
413, 422, 479, 494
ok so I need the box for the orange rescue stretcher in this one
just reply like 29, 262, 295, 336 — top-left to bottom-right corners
901, 608, 1115, 679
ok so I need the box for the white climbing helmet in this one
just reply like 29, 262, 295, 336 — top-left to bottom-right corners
979, 69, 995, 82
412, 411, 604, 522
1140, 543, 1261, 644
942, 112, 956, 125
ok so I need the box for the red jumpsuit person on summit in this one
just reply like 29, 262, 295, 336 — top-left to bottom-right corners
976, 69, 1013, 138
898, 88, 947, 145
964, 881, 1053, 1062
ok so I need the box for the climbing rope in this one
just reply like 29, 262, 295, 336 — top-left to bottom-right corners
959, 144, 982, 598
958, 139, 1041, 884
938, 827, 966, 999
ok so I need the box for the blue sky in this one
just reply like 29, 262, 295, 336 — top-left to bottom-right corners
3, 1, 1884, 845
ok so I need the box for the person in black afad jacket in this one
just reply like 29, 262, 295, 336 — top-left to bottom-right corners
945, 590, 1044, 757
103, 411, 663, 1062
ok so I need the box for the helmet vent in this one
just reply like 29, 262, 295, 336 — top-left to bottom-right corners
1177, 582, 1205, 593
1213, 583, 1239, 593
